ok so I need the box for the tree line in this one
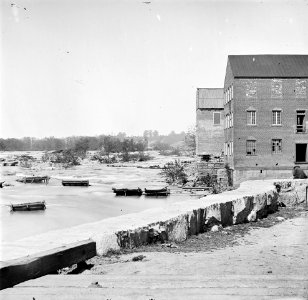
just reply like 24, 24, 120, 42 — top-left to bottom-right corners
0, 135, 147, 153
0, 130, 192, 153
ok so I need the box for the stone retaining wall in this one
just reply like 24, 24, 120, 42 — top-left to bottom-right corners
4, 179, 303, 262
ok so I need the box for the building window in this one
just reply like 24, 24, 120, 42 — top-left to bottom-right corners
247, 111, 256, 125
272, 139, 282, 154
213, 112, 221, 125
246, 140, 256, 155
296, 143, 308, 162
296, 110, 306, 133
272, 110, 281, 125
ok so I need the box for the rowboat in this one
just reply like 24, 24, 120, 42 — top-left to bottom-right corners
112, 188, 143, 196
17, 176, 50, 184
10, 201, 46, 212
144, 187, 170, 196
3, 161, 18, 166
62, 180, 89, 186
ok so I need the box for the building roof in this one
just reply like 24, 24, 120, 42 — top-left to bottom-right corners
196, 88, 224, 109
228, 55, 308, 78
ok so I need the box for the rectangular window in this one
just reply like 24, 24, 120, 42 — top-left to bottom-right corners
272, 110, 281, 125
272, 139, 282, 154
296, 143, 308, 162
296, 110, 306, 133
247, 111, 256, 125
213, 112, 221, 125
246, 140, 256, 155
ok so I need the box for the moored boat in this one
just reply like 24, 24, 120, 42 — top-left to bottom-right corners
17, 176, 50, 184
144, 187, 170, 196
62, 180, 90, 186
3, 161, 18, 166
112, 187, 143, 196
10, 201, 46, 212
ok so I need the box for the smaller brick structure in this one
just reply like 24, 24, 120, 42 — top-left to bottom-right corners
196, 159, 229, 190
196, 88, 224, 157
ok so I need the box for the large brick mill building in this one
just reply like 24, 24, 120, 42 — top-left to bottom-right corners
225, 54, 308, 183
197, 55, 308, 184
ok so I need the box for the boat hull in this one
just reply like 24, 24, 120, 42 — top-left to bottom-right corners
11, 201, 46, 212
144, 187, 170, 196
62, 180, 89, 186
112, 188, 143, 196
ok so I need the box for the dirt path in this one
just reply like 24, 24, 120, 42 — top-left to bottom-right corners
86, 208, 308, 277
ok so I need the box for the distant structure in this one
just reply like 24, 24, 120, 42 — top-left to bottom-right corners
196, 88, 224, 158
224, 54, 308, 183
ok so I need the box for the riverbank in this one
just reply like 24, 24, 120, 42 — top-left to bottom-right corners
1, 179, 283, 262
4, 208, 308, 299
1, 178, 307, 293
84, 207, 308, 278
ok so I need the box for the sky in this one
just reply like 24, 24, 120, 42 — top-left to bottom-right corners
1, 0, 308, 138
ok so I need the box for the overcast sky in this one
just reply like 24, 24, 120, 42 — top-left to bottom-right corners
1, 0, 308, 138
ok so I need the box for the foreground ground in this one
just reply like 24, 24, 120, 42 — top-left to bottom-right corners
84, 205, 308, 278
3, 205, 308, 299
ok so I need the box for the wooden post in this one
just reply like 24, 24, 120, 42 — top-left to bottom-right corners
0, 239, 96, 290
305, 185, 308, 210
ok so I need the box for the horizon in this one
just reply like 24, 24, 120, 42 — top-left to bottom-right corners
1, 0, 308, 138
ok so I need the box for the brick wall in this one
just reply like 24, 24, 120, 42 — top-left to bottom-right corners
232, 78, 308, 171
196, 109, 224, 156
196, 161, 229, 188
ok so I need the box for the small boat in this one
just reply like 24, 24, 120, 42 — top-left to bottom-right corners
10, 201, 46, 212
112, 187, 143, 196
62, 180, 90, 186
3, 161, 18, 166
144, 187, 170, 196
17, 176, 50, 184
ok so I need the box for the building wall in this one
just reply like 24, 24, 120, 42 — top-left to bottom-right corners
224, 61, 235, 168
196, 109, 224, 156
232, 78, 308, 172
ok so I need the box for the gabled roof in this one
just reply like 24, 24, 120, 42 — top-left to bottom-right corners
228, 55, 308, 78
196, 88, 224, 109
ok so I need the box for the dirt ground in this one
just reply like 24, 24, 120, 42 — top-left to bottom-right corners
61, 203, 308, 276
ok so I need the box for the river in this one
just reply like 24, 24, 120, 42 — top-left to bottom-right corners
0, 151, 197, 243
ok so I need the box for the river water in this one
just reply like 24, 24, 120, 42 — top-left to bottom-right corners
0, 152, 196, 243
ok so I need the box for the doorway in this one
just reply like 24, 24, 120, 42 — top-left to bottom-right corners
296, 144, 307, 162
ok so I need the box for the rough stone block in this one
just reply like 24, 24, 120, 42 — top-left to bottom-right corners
166, 215, 189, 242
220, 201, 233, 226
232, 196, 254, 224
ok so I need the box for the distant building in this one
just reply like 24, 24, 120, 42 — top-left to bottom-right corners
224, 55, 308, 183
196, 88, 224, 157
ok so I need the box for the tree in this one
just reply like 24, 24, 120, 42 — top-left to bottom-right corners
74, 137, 90, 158
184, 126, 196, 154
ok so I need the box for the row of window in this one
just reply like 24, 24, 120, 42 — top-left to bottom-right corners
224, 139, 283, 156
246, 110, 306, 130
213, 110, 306, 132
246, 139, 282, 156
247, 110, 281, 125
224, 85, 233, 104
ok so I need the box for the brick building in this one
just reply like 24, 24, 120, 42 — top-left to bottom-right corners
196, 88, 224, 157
224, 55, 308, 183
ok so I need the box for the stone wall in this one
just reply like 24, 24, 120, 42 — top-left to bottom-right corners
196, 161, 229, 188
1, 180, 286, 261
